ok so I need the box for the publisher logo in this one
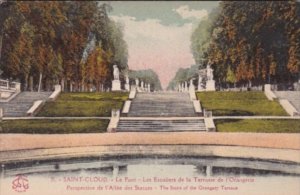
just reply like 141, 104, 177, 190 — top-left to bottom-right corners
12, 174, 29, 192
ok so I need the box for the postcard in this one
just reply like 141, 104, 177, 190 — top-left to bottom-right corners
0, 1, 299, 195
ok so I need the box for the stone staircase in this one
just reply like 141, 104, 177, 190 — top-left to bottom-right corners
116, 119, 206, 132
128, 92, 196, 117
0, 92, 52, 117
116, 92, 206, 132
274, 91, 300, 112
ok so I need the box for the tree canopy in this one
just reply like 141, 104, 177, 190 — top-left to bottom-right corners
0, 1, 128, 91
167, 65, 199, 90
190, 1, 299, 88
129, 69, 162, 91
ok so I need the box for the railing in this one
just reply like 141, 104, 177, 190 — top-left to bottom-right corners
0, 79, 9, 89
0, 79, 21, 92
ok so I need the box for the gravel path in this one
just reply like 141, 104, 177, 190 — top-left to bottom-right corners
0, 132, 299, 152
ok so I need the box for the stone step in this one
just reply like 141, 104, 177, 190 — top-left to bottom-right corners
117, 119, 205, 132
116, 119, 206, 132
119, 120, 204, 122
0, 91, 51, 117
127, 92, 198, 117
1, 104, 31, 108
3, 111, 26, 117
118, 122, 205, 126
274, 91, 300, 112
130, 107, 194, 110
118, 124, 205, 127
128, 111, 196, 114
118, 126, 205, 129
129, 112, 195, 114
135, 97, 189, 100
130, 106, 194, 109
127, 113, 196, 117
131, 102, 193, 106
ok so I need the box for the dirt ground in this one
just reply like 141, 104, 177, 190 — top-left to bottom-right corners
1, 132, 299, 151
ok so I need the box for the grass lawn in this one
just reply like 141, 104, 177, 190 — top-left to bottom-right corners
215, 119, 300, 133
0, 119, 109, 134
197, 91, 287, 116
38, 92, 129, 117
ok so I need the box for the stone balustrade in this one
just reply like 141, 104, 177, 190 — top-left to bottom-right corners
0, 79, 21, 102
0, 79, 21, 92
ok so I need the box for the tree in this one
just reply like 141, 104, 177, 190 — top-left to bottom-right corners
0, 1, 128, 91
190, 1, 300, 87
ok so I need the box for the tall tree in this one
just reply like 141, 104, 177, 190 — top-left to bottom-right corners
191, 1, 300, 88
0, 1, 128, 91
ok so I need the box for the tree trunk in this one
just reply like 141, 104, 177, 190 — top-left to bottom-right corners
29, 76, 33, 91
0, 30, 3, 61
81, 81, 84, 92
38, 73, 42, 92
45, 79, 51, 91
61, 78, 65, 92
23, 74, 28, 91
70, 82, 73, 92
96, 82, 100, 92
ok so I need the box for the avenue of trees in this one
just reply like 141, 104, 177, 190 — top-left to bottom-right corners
129, 69, 162, 91
170, 1, 299, 89
167, 65, 198, 90
0, 1, 128, 91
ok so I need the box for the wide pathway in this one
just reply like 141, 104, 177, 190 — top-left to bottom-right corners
1, 132, 299, 151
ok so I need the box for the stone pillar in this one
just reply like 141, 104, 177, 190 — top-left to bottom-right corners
148, 84, 151, 92
141, 81, 144, 91
113, 166, 119, 177
205, 64, 216, 91
264, 84, 271, 91
135, 78, 139, 90
111, 109, 120, 118
189, 79, 195, 92
198, 75, 203, 91
125, 75, 130, 91
54, 84, 61, 92
15, 82, 21, 92
184, 81, 188, 92
112, 80, 121, 91
107, 109, 120, 133
206, 166, 213, 177
112, 65, 121, 91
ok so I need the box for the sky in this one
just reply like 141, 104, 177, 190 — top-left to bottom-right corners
106, 1, 219, 89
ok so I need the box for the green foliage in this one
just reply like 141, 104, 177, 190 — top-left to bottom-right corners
0, 120, 108, 134
191, 7, 220, 66
167, 65, 199, 90
191, 1, 300, 86
38, 92, 129, 117
197, 91, 287, 116
57, 92, 128, 101
129, 69, 162, 91
226, 67, 236, 84
0, 1, 128, 91
215, 119, 300, 133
